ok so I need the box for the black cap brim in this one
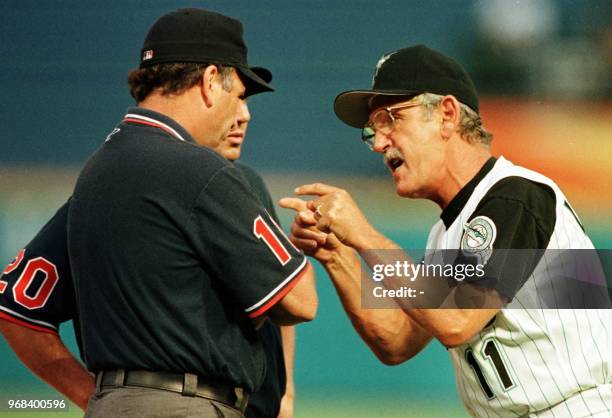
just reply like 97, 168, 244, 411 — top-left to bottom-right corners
237, 66, 274, 97
334, 89, 422, 128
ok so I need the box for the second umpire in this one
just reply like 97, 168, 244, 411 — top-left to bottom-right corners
68, 9, 317, 418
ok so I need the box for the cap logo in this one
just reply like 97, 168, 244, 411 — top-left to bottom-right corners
372, 51, 396, 86
142, 49, 154, 61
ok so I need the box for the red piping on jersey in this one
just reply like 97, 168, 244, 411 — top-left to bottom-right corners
123, 118, 181, 140
248, 261, 312, 319
0, 311, 57, 335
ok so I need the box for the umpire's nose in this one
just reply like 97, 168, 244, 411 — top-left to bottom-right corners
237, 100, 250, 125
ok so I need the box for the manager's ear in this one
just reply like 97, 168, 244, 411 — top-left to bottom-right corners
439, 95, 461, 140
201, 65, 220, 108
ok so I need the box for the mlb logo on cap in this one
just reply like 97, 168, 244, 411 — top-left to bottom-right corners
142, 50, 154, 61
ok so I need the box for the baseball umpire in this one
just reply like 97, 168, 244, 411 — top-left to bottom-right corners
35, 8, 315, 418
1, 78, 302, 416
0, 168, 299, 418
281, 45, 611, 417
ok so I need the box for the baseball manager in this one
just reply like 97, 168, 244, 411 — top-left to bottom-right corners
281, 45, 611, 417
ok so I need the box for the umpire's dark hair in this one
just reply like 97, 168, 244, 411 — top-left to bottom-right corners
127, 62, 233, 103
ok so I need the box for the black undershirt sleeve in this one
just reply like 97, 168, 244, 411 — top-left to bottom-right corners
461, 177, 557, 300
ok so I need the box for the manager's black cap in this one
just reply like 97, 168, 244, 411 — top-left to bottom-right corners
140, 8, 273, 96
334, 45, 479, 128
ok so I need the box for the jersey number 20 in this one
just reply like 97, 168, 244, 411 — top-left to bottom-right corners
0, 250, 59, 310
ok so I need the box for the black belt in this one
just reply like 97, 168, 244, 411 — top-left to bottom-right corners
96, 369, 249, 413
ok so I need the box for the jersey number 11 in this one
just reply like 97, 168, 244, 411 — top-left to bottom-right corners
465, 339, 515, 399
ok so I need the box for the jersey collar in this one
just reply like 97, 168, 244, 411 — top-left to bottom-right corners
440, 157, 497, 229
122, 107, 195, 143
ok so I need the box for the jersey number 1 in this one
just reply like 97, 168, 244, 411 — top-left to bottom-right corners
465, 340, 514, 399
253, 216, 291, 266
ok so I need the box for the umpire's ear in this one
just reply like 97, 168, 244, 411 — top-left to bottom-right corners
200, 64, 221, 108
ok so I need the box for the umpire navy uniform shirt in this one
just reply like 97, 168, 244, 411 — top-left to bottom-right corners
0, 170, 286, 417
68, 107, 309, 392
234, 162, 288, 418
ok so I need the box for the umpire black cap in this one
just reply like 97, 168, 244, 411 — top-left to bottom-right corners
140, 8, 273, 96
334, 45, 479, 128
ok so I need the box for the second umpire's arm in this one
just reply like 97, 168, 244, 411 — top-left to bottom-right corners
0, 320, 94, 409
0, 202, 94, 410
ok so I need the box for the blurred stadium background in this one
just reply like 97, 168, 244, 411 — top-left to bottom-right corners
1, 1, 610, 417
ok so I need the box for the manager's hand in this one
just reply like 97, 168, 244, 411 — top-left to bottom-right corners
281, 183, 374, 251
279, 193, 341, 264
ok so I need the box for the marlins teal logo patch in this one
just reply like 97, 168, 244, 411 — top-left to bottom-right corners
461, 215, 497, 251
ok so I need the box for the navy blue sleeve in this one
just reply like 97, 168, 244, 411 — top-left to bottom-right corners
235, 163, 289, 416
0, 201, 76, 333
191, 165, 309, 318
234, 162, 280, 222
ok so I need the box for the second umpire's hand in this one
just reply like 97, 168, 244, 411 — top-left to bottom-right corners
279, 183, 375, 252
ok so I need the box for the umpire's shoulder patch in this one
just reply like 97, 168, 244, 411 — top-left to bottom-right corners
461, 216, 497, 251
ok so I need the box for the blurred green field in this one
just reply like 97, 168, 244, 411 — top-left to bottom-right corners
297, 396, 467, 418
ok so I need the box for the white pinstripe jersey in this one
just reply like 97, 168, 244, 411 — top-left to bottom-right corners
426, 157, 612, 418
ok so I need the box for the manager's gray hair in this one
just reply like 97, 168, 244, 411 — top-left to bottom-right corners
419, 93, 493, 146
